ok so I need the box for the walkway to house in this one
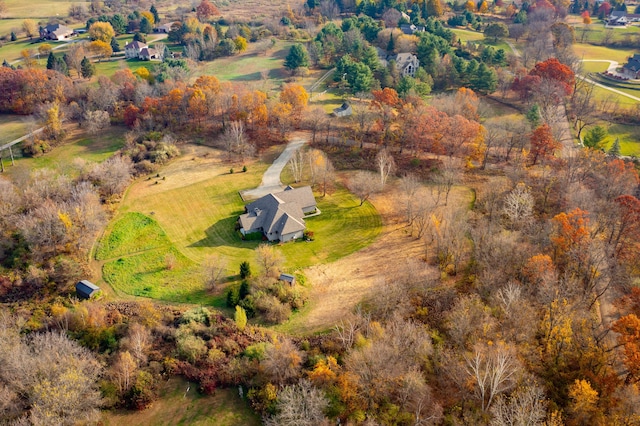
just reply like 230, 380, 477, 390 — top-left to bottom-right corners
240, 134, 308, 200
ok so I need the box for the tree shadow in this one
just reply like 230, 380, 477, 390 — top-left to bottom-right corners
188, 215, 260, 249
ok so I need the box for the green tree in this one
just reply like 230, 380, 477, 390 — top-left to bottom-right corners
526, 104, 541, 128
81, 56, 95, 78
239, 280, 250, 299
240, 261, 251, 279
11, 31, 16, 41
140, 16, 152, 34
109, 14, 127, 34
150, 4, 160, 23
471, 63, 498, 93
46, 51, 55, 70
110, 36, 121, 53
583, 125, 607, 148
284, 43, 310, 73
484, 22, 508, 42
235, 305, 248, 331
609, 137, 621, 156
55, 57, 69, 76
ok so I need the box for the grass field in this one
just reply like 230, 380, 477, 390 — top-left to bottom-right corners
602, 123, 640, 156
99, 146, 382, 304
0, 114, 33, 145
2, 0, 84, 19
451, 28, 484, 42
573, 21, 640, 44
3, 126, 126, 174
573, 43, 636, 64
581, 61, 610, 73
102, 378, 260, 426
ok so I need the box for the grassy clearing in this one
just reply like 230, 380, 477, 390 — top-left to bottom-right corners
99, 147, 382, 304
0, 115, 33, 145
102, 378, 260, 426
451, 28, 484, 42
601, 123, 640, 156
3, 0, 84, 19
96, 213, 171, 260
581, 61, 610, 73
588, 80, 640, 106
93, 58, 155, 77
194, 40, 292, 88
572, 21, 640, 44
573, 43, 636, 64
3, 126, 126, 175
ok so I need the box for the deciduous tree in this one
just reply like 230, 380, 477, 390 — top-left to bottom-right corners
529, 124, 561, 165
89, 21, 115, 43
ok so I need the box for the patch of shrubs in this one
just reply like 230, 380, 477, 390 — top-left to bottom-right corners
123, 131, 180, 175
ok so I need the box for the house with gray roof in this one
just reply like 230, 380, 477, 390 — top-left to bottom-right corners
238, 186, 317, 242
39, 23, 74, 41
76, 280, 100, 299
623, 54, 640, 79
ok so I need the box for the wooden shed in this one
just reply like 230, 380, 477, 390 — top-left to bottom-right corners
279, 273, 296, 286
76, 280, 100, 299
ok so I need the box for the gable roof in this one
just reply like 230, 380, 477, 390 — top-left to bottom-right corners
140, 47, 159, 58
76, 280, 99, 299
624, 56, 640, 72
239, 186, 316, 239
125, 41, 147, 50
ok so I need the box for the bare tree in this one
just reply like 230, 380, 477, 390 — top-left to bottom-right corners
264, 379, 329, 426
466, 342, 523, 411
288, 148, 306, 183
347, 171, 380, 206
430, 160, 460, 206
305, 107, 327, 143
255, 244, 284, 278
89, 156, 133, 199
401, 173, 420, 225
202, 253, 228, 291
262, 338, 305, 385
502, 183, 534, 226
490, 383, 548, 426
222, 121, 254, 161
83, 110, 110, 134
122, 323, 150, 365
376, 148, 396, 187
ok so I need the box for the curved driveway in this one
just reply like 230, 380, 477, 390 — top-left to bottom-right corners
241, 135, 308, 199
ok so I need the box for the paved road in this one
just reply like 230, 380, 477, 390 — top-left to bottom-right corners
241, 135, 308, 199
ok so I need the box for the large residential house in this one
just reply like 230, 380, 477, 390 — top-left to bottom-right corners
39, 23, 74, 40
623, 54, 640, 79
124, 41, 148, 59
238, 186, 317, 242
607, 11, 640, 25
377, 49, 420, 77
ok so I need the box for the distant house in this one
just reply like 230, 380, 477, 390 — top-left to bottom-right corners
139, 47, 160, 61
279, 273, 296, 286
399, 24, 425, 35
607, 11, 640, 25
124, 40, 148, 59
393, 53, 420, 77
76, 280, 100, 299
623, 54, 640, 78
156, 22, 176, 33
39, 23, 74, 41
238, 186, 317, 242
333, 102, 353, 117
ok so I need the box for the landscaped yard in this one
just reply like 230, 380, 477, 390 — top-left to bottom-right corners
102, 378, 259, 426
98, 146, 382, 305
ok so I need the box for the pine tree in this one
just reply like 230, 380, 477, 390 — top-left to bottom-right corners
110, 36, 121, 53
150, 4, 160, 23
387, 33, 395, 53
239, 280, 250, 300
140, 17, 152, 34
284, 43, 310, 73
10, 31, 16, 41
240, 261, 251, 279
46, 51, 55, 70
81, 57, 95, 78
55, 57, 69, 76
609, 138, 621, 156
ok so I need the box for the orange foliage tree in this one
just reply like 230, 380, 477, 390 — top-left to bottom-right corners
611, 195, 640, 265
529, 124, 561, 165
550, 208, 590, 268
529, 58, 575, 96
280, 84, 309, 125
196, 0, 220, 21
612, 314, 640, 383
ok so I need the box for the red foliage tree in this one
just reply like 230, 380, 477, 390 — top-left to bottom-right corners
611, 314, 640, 383
529, 58, 575, 96
529, 124, 561, 165
123, 104, 140, 128
196, 0, 220, 21
611, 195, 640, 264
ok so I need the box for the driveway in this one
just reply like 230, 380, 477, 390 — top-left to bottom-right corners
241, 135, 308, 199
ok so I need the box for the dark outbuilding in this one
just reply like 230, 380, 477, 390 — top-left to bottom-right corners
76, 280, 100, 299
279, 273, 296, 286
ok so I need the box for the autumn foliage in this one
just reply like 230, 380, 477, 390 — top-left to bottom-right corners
529, 124, 561, 165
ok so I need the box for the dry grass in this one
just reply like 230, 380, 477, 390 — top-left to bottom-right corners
279, 178, 474, 335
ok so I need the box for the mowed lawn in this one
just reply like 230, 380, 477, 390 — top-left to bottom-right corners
99, 148, 382, 304
573, 43, 637, 64
102, 378, 259, 426
0, 114, 32, 145
3, 0, 84, 19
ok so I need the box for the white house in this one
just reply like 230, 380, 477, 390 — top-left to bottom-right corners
124, 40, 148, 59
392, 53, 420, 77
39, 23, 74, 41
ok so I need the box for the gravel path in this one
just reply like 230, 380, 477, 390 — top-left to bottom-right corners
241, 135, 308, 199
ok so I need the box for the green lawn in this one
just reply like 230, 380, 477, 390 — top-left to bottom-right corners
0, 114, 32, 145
581, 61, 609, 73
102, 378, 260, 426
451, 28, 484, 42
3, 0, 84, 19
573, 20, 640, 44
99, 154, 382, 305
601, 123, 640, 156
573, 43, 637, 64
3, 126, 126, 174
93, 58, 156, 78
589, 83, 639, 107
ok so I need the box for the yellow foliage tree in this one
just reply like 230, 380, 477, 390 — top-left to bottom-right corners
140, 11, 155, 25
89, 40, 113, 61
89, 21, 115, 43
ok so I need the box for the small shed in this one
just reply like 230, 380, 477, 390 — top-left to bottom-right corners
279, 273, 296, 286
76, 280, 100, 299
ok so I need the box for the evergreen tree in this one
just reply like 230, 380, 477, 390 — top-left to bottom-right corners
526, 104, 541, 128
133, 32, 147, 43
387, 33, 395, 52
10, 31, 16, 41
110, 36, 121, 53
284, 43, 310, 73
583, 125, 607, 148
109, 14, 127, 34
239, 261, 252, 279
239, 280, 250, 300
150, 4, 160, 23
81, 57, 95, 78
46, 51, 55, 70
140, 16, 152, 34
54, 57, 69, 76
609, 137, 621, 156
226, 288, 239, 307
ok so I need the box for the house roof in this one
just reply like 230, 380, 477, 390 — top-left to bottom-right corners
609, 11, 627, 17
624, 58, 640, 72
125, 41, 147, 50
279, 273, 295, 283
393, 53, 419, 71
140, 47, 158, 57
239, 186, 316, 238
76, 280, 99, 299
44, 23, 71, 33
333, 102, 352, 114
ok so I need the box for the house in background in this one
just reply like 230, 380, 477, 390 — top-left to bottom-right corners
124, 40, 148, 59
156, 22, 177, 33
400, 24, 425, 35
607, 11, 640, 25
238, 186, 317, 242
393, 53, 420, 77
623, 54, 640, 78
39, 23, 74, 40
76, 280, 100, 299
